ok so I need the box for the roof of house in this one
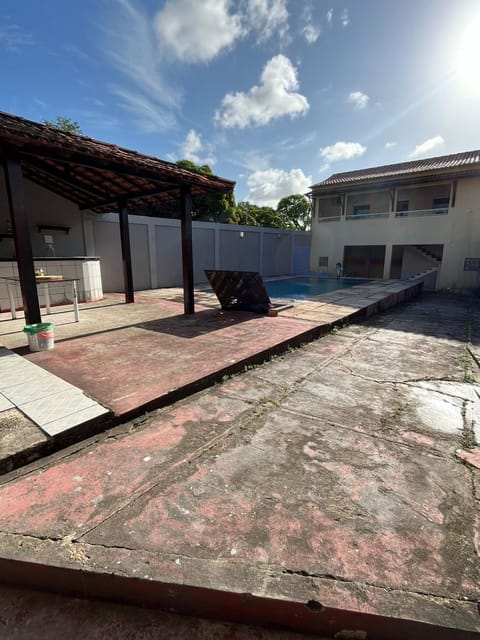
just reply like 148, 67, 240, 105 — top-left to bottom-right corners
311, 150, 480, 191
0, 111, 235, 213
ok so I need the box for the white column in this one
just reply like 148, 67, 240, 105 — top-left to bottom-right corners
259, 228, 264, 274
383, 244, 393, 280
214, 225, 220, 269
147, 222, 158, 289
290, 232, 295, 275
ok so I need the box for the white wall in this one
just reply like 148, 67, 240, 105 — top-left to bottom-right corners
310, 176, 480, 290
0, 176, 86, 258
90, 214, 311, 293
1, 176, 311, 292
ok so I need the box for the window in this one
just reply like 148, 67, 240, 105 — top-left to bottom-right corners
396, 200, 409, 216
318, 256, 328, 268
432, 197, 449, 211
352, 204, 370, 215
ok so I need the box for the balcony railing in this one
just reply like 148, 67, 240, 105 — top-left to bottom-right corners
317, 207, 449, 222
394, 208, 448, 218
317, 215, 341, 223
345, 212, 390, 221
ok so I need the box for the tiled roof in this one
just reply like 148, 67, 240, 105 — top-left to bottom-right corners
312, 150, 480, 190
0, 111, 235, 212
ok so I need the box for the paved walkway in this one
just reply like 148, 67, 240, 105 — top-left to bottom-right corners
0, 280, 421, 472
0, 293, 479, 638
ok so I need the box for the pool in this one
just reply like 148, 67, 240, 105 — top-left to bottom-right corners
265, 276, 370, 300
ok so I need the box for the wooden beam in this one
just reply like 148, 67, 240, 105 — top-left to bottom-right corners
180, 186, 194, 315
81, 184, 180, 211
25, 157, 110, 202
21, 147, 233, 193
3, 155, 41, 324
118, 199, 134, 304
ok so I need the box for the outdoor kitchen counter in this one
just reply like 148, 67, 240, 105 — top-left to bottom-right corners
0, 258, 102, 312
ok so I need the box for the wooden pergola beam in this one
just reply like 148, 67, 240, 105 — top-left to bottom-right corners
21, 147, 232, 194
81, 184, 180, 212
118, 199, 134, 304
25, 157, 110, 202
180, 187, 194, 315
3, 154, 41, 324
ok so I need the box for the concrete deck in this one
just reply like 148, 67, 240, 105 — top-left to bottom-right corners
0, 279, 421, 472
0, 293, 479, 637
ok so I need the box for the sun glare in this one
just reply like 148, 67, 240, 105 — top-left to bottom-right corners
456, 13, 480, 91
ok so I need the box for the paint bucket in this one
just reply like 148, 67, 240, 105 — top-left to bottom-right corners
23, 323, 55, 351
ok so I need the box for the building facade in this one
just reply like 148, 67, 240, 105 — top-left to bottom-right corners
309, 151, 480, 290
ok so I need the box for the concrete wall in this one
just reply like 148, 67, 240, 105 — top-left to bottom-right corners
310, 176, 480, 290
0, 176, 311, 293
0, 176, 86, 259
89, 214, 311, 293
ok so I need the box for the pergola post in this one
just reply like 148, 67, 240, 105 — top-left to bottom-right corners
118, 198, 134, 303
180, 186, 194, 315
3, 155, 41, 324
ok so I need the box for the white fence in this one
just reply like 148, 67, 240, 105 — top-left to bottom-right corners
86, 213, 311, 293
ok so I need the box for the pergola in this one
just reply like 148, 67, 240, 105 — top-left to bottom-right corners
0, 111, 235, 324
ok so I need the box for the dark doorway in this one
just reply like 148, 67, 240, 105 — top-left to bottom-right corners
343, 245, 386, 278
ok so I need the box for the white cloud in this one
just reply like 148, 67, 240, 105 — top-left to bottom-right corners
246, 167, 312, 207
154, 0, 243, 63
348, 91, 369, 110
180, 129, 216, 165
340, 8, 349, 26
245, 0, 289, 44
385, 141, 397, 149
303, 23, 320, 44
326, 8, 333, 23
319, 141, 366, 162
105, 0, 181, 132
0, 24, 33, 52
112, 87, 176, 132
300, 3, 320, 44
410, 135, 445, 158
215, 54, 309, 128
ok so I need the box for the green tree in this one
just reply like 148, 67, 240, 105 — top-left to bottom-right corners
42, 116, 83, 134
232, 202, 283, 228
132, 160, 236, 223
276, 194, 311, 231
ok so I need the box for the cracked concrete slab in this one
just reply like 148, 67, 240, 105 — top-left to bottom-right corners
0, 293, 479, 637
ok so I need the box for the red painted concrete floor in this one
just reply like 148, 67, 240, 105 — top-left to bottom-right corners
0, 295, 479, 637
20, 296, 319, 418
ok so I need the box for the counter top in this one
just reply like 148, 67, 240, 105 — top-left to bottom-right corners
0, 257, 100, 262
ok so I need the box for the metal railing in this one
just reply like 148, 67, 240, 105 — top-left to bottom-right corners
317, 207, 449, 222
317, 215, 341, 223
394, 208, 448, 218
345, 212, 390, 220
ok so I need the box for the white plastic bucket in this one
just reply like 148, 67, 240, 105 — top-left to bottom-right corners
23, 323, 55, 351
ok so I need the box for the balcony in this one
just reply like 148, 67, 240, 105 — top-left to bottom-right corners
394, 207, 448, 218
345, 212, 389, 221
317, 207, 449, 222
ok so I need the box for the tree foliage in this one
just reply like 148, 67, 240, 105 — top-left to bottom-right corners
42, 116, 83, 134
276, 194, 311, 231
132, 160, 236, 223
113, 155, 311, 231
232, 202, 283, 228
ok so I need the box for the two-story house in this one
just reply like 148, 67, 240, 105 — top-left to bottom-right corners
309, 150, 480, 290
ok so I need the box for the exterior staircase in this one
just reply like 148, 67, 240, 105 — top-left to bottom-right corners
413, 245, 442, 265
406, 265, 440, 281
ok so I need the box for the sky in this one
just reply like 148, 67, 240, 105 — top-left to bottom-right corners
2, 0, 480, 207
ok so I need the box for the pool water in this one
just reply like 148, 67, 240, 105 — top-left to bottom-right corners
265, 276, 369, 300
